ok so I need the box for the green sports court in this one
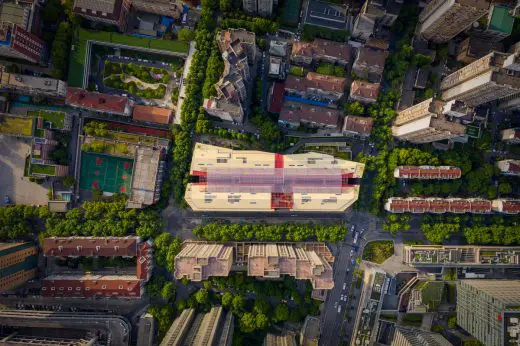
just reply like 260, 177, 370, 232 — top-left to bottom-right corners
79, 152, 134, 194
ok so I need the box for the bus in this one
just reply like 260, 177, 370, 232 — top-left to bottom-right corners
353, 232, 359, 245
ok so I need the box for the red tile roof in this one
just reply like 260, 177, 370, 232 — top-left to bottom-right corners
500, 200, 520, 214
269, 82, 285, 113
43, 237, 139, 257
292, 39, 352, 62
285, 73, 346, 94
349, 80, 380, 101
132, 105, 172, 125
355, 47, 388, 68
342, 116, 373, 136
386, 198, 493, 214
41, 276, 142, 298
279, 102, 341, 127
66, 88, 129, 114
396, 166, 462, 179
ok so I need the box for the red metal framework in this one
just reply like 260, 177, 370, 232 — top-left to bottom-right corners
271, 193, 294, 209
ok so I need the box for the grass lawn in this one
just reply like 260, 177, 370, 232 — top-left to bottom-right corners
31, 164, 56, 176
362, 241, 394, 264
0, 115, 34, 136
289, 66, 305, 77
34, 128, 45, 138
69, 28, 188, 87
28, 111, 65, 129
420, 281, 445, 311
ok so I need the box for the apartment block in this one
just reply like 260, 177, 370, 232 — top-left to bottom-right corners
417, 0, 490, 43
0, 22, 45, 64
348, 80, 380, 104
352, 0, 403, 41
441, 52, 520, 107
497, 159, 520, 176
0, 242, 37, 293
342, 116, 374, 137
456, 37, 502, 64
278, 102, 341, 130
243, 0, 273, 17
391, 327, 452, 346
185, 143, 364, 212
285, 72, 346, 103
394, 166, 462, 179
404, 245, 520, 267
501, 128, 520, 143
385, 197, 493, 214
204, 29, 255, 124
291, 39, 352, 67
0, 69, 67, 97
457, 280, 520, 346
392, 98, 466, 144
41, 236, 153, 298
73, 0, 131, 32
467, 4, 515, 43
174, 241, 335, 290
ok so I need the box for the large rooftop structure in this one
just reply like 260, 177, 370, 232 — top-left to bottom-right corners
291, 39, 352, 66
285, 72, 346, 103
66, 88, 132, 116
73, 0, 131, 32
0, 22, 45, 63
393, 166, 462, 179
132, 105, 172, 125
404, 245, 520, 267
385, 197, 493, 214
497, 159, 520, 176
185, 143, 364, 212
391, 327, 452, 346
174, 241, 335, 290
41, 236, 153, 298
278, 102, 341, 130
0, 242, 37, 293
0, 69, 67, 97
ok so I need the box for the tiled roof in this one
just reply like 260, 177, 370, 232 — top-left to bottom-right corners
499, 200, 520, 214
285, 73, 346, 93
365, 38, 389, 51
386, 198, 493, 214
279, 102, 340, 127
66, 88, 129, 114
355, 46, 388, 67
395, 166, 462, 179
342, 115, 373, 136
350, 80, 380, 100
292, 39, 352, 62
43, 236, 139, 257
132, 105, 171, 125
41, 275, 142, 298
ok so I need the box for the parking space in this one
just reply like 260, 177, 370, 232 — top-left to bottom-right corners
305, 0, 347, 30
0, 135, 48, 206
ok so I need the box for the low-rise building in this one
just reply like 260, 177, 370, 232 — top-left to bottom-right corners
492, 199, 520, 215
352, 46, 389, 83
393, 166, 462, 179
342, 115, 373, 137
501, 128, 520, 143
268, 56, 286, 80
66, 88, 132, 116
132, 105, 172, 125
391, 327, 452, 346
385, 197, 493, 214
456, 37, 503, 64
131, 0, 183, 17
278, 102, 341, 130
174, 241, 335, 290
285, 72, 346, 103
73, 0, 131, 32
0, 22, 45, 64
184, 143, 365, 212
497, 159, 520, 176
268, 81, 285, 113
270, 40, 288, 57
466, 4, 515, 43
0, 69, 66, 97
291, 39, 352, 67
352, 0, 403, 41
203, 98, 244, 123
264, 333, 297, 346
0, 242, 37, 293
41, 236, 153, 298
348, 80, 380, 104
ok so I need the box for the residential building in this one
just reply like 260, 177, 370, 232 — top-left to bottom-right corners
352, 46, 389, 83
342, 115, 373, 137
0, 242, 37, 293
174, 241, 335, 289
132, 105, 172, 125
0, 69, 67, 97
264, 334, 297, 346
457, 280, 520, 346
440, 52, 520, 107
393, 166, 462, 179
348, 80, 380, 104
0, 22, 45, 63
291, 39, 352, 67
66, 88, 132, 116
384, 197, 493, 214
392, 98, 466, 144
285, 72, 346, 103
161, 307, 234, 346
270, 40, 288, 57
73, 0, 131, 32
352, 0, 403, 40
242, 0, 273, 17
417, 0, 491, 43
278, 102, 341, 130
497, 159, 520, 176
404, 245, 520, 267
0, 1, 36, 34
501, 128, 520, 143
351, 12, 375, 42
456, 37, 503, 64
467, 4, 515, 43
391, 327, 452, 346
41, 236, 153, 298
492, 199, 520, 215
131, 0, 182, 17
184, 143, 365, 212
204, 29, 255, 124
300, 316, 320, 346
268, 56, 286, 80
498, 91, 520, 111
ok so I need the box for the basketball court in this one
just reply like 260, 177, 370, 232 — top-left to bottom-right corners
79, 152, 134, 194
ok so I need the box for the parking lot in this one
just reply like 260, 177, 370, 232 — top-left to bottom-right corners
305, 0, 347, 30
0, 135, 48, 206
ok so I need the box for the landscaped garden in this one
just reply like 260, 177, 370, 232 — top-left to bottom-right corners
0, 115, 34, 136
362, 241, 394, 264
27, 110, 66, 130
30, 164, 56, 176
81, 139, 135, 158
83, 121, 162, 146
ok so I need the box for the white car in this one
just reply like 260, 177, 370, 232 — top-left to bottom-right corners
350, 249, 355, 257
337, 306, 342, 313
350, 225, 355, 232
343, 283, 346, 290
334, 301, 338, 308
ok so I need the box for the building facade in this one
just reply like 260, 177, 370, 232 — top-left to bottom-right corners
457, 280, 520, 346
501, 128, 520, 143
441, 52, 520, 106
185, 143, 365, 212
391, 327, 452, 346
0, 242, 37, 293
0, 23, 45, 64
242, 0, 273, 17
73, 0, 131, 32
352, 46, 389, 83
0, 69, 67, 97
417, 0, 490, 43
392, 98, 466, 144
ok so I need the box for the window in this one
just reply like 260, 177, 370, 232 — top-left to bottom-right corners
68, 287, 72, 291
41, 287, 47, 291
59, 287, 64, 291
76, 287, 81, 291
118, 285, 123, 289
51, 287, 55, 291
85, 287, 90, 291
102, 285, 107, 289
